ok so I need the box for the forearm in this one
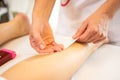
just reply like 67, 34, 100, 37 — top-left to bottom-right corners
32, 0, 56, 24
96, 0, 120, 18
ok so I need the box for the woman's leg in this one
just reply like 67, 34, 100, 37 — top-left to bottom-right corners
0, 13, 30, 45
1, 42, 102, 80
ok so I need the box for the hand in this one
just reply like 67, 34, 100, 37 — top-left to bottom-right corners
73, 10, 110, 43
30, 22, 63, 54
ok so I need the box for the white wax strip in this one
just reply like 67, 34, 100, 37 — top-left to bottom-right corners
54, 32, 76, 49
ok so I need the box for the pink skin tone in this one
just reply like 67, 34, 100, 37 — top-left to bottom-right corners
30, 22, 63, 54
73, 11, 110, 44
31, 0, 120, 54
73, 0, 120, 43
30, 0, 63, 54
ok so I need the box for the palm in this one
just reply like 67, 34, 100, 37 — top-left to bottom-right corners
30, 22, 63, 54
41, 23, 55, 45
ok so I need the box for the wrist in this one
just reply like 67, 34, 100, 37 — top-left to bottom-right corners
32, 18, 48, 28
97, 8, 112, 19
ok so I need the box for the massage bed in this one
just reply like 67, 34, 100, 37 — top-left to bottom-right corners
0, 34, 120, 80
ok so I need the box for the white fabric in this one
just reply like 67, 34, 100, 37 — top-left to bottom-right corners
71, 44, 120, 80
57, 0, 120, 46
0, 36, 36, 75
108, 10, 120, 45
0, 29, 119, 79
0, 1, 120, 80
57, 0, 106, 36
56, 1, 120, 79
0, 34, 76, 75
0, 36, 120, 80
54, 33, 76, 48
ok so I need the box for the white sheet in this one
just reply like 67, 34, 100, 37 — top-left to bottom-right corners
0, 36, 36, 75
0, 35, 120, 80
0, 32, 76, 75
71, 44, 120, 80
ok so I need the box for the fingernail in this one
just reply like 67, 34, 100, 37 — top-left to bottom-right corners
72, 35, 76, 39
40, 44, 45, 49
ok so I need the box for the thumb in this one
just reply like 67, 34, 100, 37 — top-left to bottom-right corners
72, 21, 88, 39
39, 42, 45, 49
30, 32, 46, 50
38, 36, 46, 50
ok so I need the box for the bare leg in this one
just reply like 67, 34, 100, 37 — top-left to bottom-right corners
1, 42, 102, 80
0, 13, 30, 45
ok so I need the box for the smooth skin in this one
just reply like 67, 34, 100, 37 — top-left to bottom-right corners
1, 42, 103, 80
1, 1, 120, 79
73, 0, 120, 43
30, 0, 120, 54
30, 0, 63, 54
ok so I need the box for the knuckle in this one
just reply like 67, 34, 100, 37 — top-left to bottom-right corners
80, 37, 84, 41
93, 29, 98, 34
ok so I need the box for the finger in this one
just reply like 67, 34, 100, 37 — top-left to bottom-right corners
87, 31, 102, 43
89, 22, 106, 43
80, 24, 101, 43
52, 43, 64, 52
30, 33, 45, 50
37, 41, 63, 53
92, 33, 103, 42
77, 32, 91, 43
77, 26, 93, 43
29, 34, 48, 54
30, 36, 43, 53
93, 35, 106, 43
34, 44, 54, 54
53, 46, 62, 52
73, 22, 88, 39
38, 43, 63, 54
30, 39, 43, 53
93, 37, 106, 43
38, 48, 54, 54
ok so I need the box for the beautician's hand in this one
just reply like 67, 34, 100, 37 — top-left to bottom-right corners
30, 22, 63, 54
73, 10, 110, 43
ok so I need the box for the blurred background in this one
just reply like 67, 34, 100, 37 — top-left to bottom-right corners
0, 0, 34, 23
0, 0, 60, 31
